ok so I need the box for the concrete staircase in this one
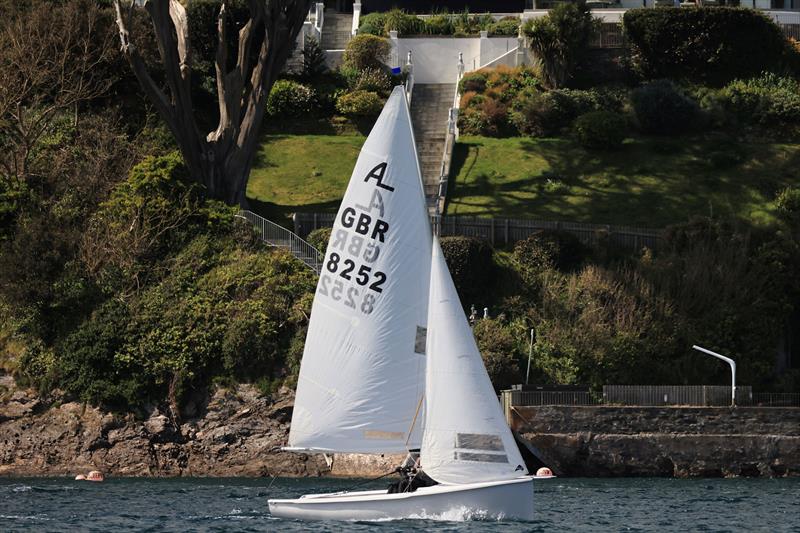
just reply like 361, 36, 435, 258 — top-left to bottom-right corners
410, 84, 456, 212
320, 11, 352, 50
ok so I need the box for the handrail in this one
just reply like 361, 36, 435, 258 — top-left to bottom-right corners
236, 210, 322, 274
434, 54, 465, 218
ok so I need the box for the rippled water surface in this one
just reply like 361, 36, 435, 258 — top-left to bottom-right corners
1, 476, 798, 532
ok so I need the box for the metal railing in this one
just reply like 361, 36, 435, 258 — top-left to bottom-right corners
502, 386, 800, 408
590, 23, 625, 49
293, 212, 662, 250
604, 385, 753, 407
432, 55, 465, 219
237, 210, 322, 274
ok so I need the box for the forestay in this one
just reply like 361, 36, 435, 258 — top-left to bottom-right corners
421, 238, 528, 484
288, 87, 432, 454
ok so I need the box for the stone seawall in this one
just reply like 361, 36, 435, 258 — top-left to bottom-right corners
514, 406, 800, 478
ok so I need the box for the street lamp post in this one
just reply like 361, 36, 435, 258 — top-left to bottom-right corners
692, 345, 737, 407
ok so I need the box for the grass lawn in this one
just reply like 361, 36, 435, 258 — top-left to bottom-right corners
247, 134, 365, 219
447, 136, 800, 227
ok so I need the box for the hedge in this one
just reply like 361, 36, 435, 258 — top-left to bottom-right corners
623, 7, 793, 85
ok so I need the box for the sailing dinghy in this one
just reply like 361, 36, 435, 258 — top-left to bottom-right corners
268, 87, 534, 521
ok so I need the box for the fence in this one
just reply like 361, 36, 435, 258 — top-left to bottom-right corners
293, 212, 662, 250
502, 385, 800, 408
603, 385, 751, 407
590, 23, 625, 49
237, 210, 322, 273
779, 23, 800, 40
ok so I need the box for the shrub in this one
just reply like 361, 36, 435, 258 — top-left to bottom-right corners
306, 227, 332, 256
718, 73, 800, 126
301, 36, 327, 80
354, 67, 391, 95
472, 318, 521, 390
489, 16, 520, 37
623, 7, 792, 85
457, 106, 489, 136
631, 80, 700, 135
775, 186, 800, 228
510, 90, 578, 136
459, 71, 488, 93
522, 1, 595, 88
383, 8, 425, 36
440, 236, 494, 305
266, 79, 316, 117
513, 231, 586, 281
574, 110, 626, 150
335, 90, 383, 116
424, 14, 455, 35
342, 34, 390, 71
358, 12, 387, 36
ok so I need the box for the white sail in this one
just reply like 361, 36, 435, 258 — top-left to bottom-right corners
288, 87, 432, 454
421, 238, 528, 484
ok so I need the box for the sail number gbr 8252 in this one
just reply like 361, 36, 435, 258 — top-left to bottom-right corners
317, 162, 393, 315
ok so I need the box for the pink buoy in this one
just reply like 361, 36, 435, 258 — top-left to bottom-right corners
86, 470, 104, 482
536, 467, 554, 478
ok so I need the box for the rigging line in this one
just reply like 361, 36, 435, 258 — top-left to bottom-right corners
343, 468, 401, 493
404, 393, 425, 453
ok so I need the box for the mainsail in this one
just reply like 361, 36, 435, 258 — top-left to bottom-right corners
288, 87, 432, 454
421, 238, 528, 484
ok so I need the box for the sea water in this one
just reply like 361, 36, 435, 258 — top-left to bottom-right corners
1, 476, 798, 532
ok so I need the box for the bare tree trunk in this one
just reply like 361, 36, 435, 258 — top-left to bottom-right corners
112, 0, 310, 206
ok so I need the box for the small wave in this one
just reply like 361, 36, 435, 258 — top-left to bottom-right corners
353, 506, 501, 523
0, 514, 50, 521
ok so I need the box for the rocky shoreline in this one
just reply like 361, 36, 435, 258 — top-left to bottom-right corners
0, 380, 351, 478
3, 378, 798, 479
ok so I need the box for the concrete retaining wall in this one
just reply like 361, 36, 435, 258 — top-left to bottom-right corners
514, 406, 800, 478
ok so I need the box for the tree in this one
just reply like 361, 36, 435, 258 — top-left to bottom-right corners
0, 1, 116, 206
112, 0, 311, 206
522, 1, 595, 89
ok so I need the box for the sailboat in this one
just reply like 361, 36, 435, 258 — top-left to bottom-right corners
268, 86, 534, 521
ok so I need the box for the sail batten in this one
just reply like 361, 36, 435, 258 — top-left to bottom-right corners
287, 87, 432, 455
421, 238, 528, 484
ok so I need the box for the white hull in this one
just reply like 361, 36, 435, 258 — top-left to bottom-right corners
268, 476, 534, 521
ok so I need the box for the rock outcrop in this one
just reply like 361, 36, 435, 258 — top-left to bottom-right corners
0, 383, 334, 477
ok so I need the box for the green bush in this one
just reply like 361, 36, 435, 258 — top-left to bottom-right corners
301, 36, 327, 80
354, 67, 391, 96
266, 79, 316, 117
358, 12, 387, 36
306, 227, 332, 256
489, 16, 520, 37
718, 73, 800, 126
513, 231, 586, 282
383, 8, 425, 36
424, 14, 455, 35
459, 71, 488, 93
574, 110, 626, 150
631, 80, 700, 135
623, 7, 792, 85
342, 34, 391, 71
522, 1, 595, 88
335, 90, 384, 116
440, 236, 494, 305
775, 186, 800, 228
457, 106, 489, 136
510, 90, 576, 136
472, 318, 521, 390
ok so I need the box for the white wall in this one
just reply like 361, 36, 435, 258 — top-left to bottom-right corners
393, 38, 480, 83
392, 37, 520, 83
